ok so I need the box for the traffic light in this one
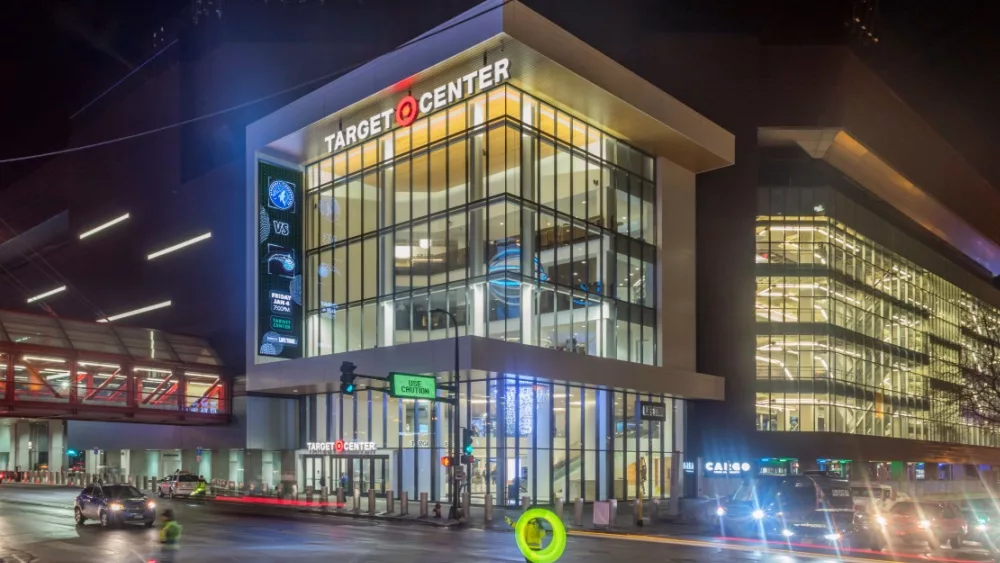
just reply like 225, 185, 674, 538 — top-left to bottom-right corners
441, 455, 454, 467
462, 427, 474, 456
339, 361, 357, 394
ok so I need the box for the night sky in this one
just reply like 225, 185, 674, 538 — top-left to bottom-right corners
1, 0, 998, 189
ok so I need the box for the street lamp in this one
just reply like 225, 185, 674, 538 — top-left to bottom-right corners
432, 307, 461, 520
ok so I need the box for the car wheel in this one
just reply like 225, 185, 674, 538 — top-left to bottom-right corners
74, 507, 85, 525
951, 536, 964, 549
144, 520, 154, 528
99, 510, 110, 529
168, 489, 174, 500
157, 488, 164, 498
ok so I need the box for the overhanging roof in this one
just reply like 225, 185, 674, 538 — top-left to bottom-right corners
760, 127, 1000, 277
247, 0, 733, 173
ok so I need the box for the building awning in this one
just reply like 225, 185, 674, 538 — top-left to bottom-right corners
247, 336, 724, 401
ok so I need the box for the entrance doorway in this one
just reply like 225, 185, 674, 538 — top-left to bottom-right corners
303, 455, 391, 497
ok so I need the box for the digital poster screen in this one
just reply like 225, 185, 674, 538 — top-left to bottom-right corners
257, 160, 303, 360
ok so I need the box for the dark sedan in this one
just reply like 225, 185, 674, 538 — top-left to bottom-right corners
779, 509, 882, 551
74, 484, 156, 528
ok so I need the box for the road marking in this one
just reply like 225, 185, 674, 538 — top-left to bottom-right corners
567, 531, 898, 563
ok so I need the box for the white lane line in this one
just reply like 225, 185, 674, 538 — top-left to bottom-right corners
568, 531, 895, 563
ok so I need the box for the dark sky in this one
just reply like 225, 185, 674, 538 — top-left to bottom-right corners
2, 0, 999, 189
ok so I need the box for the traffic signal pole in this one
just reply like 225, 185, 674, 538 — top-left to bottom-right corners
433, 308, 462, 521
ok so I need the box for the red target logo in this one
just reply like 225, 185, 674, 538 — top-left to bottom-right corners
395, 95, 419, 127
334, 439, 345, 453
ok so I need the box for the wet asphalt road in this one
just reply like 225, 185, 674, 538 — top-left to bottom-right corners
0, 487, 996, 562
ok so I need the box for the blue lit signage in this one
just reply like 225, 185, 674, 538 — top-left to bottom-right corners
258, 163, 303, 359
267, 180, 296, 211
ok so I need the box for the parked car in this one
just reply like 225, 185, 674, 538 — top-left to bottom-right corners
716, 474, 854, 537
74, 484, 156, 528
780, 509, 883, 550
879, 501, 967, 548
158, 473, 200, 499
960, 498, 1000, 547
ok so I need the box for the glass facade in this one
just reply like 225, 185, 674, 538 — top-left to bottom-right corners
755, 184, 1000, 448
302, 84, 657, 364
303, 375, 676, 504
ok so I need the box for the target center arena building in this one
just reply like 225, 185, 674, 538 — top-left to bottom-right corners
245, 0, 733, 504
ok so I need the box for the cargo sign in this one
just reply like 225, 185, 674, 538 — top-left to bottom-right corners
703, 461, 752, 476
388, 372, 436, 400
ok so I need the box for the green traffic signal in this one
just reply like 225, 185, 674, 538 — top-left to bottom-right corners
340, 361, 357, 395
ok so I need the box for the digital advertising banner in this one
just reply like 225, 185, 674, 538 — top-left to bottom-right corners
257, 160, 303, 360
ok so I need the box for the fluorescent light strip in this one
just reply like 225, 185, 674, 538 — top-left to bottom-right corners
23, 356, 66, 363
135, 367, 173, 375
79, 213, 130, 240
26, 285, 67, 304
78, 361, 120, 369
147, 232, 212, 260
97, 300, 171, 323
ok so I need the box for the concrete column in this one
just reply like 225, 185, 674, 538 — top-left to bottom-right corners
198, 450, 212, 479
656, 157, 696, 371
211, 449, 228, 482
181, 449, 197, 473
146, 450, 160, 478
129, 450, 149, 481
14, 422, 30, 470
105, 449, 122, 471
280, 450, 296, 483
0, 424, 13, 470
85, 449, 100, 475
244, 450, 263, 490
47, 420, 65, 472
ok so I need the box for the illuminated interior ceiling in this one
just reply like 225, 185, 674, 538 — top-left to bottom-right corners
759, 127, 1000, 276
256, 0, 733, 173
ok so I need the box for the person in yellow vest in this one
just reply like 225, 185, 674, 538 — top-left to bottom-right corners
506, 514, 546, 562
158, 508, 182, 562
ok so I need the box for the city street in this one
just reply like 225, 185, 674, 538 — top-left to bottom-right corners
0, 487, 996, 562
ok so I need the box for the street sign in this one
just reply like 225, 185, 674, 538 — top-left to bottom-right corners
453, 468, 466, 480
388, 372, 437, 400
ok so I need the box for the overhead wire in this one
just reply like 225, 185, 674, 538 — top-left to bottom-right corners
0, 0, 513, 165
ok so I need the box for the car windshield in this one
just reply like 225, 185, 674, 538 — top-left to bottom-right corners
105, 486, 144, 499
732, 478, 781, 503
967, 500, 1000, 514
178, 475, 199, 482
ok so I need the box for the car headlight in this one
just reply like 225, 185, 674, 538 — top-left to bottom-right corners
918, 519, 931, 529
875, 515, 887, 526
781, 529, 794, 537
109, 502, 123, 512
751, 509, 765, 520
977, 523, 988, 532
824, 533, 842, 541
147, 500, 156, 510
715, 506, 726, 517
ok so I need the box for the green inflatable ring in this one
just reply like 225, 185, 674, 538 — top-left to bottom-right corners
514, 508, 567, 563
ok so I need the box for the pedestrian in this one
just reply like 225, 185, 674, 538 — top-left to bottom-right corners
158, 508, 182, 562
340, 472, 348, 490
505, 514, 546, 563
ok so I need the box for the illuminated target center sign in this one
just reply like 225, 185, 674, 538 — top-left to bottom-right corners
323, 58, 511, 154
306, 440, 377, 453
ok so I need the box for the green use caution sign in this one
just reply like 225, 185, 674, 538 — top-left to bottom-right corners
388, 372, 437, 400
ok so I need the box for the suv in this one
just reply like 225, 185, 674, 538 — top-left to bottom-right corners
158, 473, 200, 499
881, 501, 967, 549
75, 484, 156, 528
717, 474, 854, 537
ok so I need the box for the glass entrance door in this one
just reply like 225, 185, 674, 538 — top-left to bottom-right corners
330, 457, 388, 497
304, 456, 327, 491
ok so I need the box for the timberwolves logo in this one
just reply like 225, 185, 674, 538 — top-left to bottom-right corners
268, 180, 295, 211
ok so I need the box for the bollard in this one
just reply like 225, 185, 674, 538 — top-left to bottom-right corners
419, 492, 429, 517
151, 476, 158, 493
143, 477, 148, 490
321, 486, 329, 503
574, 498, 584, 526
521, 495, 530, 511
462, 491, 471, 518
291, 483, 298, 501
386, 491, 394, 514
649, 499, 659, 524
368, 489, 376, 515
609, 499, 618, 527
433, 502, 441, 518
306, 487, 314, 503
634, 498, 643, 526
336, 487, 345, 506
555, 497, 564, 519
400, 491, 409, 516
484, 494, 493, 523
353, 488, 360, 513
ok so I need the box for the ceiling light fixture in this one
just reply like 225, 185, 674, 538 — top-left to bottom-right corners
97, 300, 172, 323
26, 285, 67, 304
148, 232, 212, 260
79, 213, 130, 240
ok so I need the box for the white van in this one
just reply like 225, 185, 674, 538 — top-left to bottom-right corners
850, 483, 899, 513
